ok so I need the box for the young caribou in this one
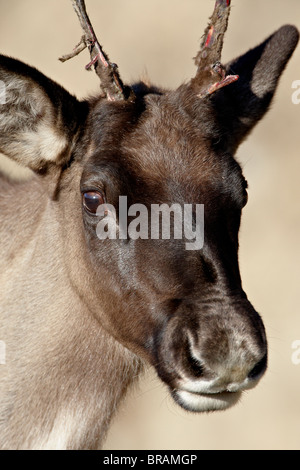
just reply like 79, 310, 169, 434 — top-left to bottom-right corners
0, 0, 298, 449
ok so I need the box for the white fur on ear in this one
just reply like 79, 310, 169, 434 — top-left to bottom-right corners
16, 122, 68, 169
0, 75, 69, 171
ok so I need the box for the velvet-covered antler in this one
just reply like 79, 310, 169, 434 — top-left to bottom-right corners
59, 0, 134, 102
191, 0, 239, 98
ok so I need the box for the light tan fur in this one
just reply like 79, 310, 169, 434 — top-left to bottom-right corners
0, 174, 142, 449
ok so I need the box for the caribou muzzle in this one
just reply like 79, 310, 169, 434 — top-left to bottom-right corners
153, 296, 267, 412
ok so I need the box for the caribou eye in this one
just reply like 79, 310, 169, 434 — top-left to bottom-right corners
82, 191, 105, 215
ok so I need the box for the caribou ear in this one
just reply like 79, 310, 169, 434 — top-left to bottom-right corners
0, 55, 87, 173
213, 25, 299, 153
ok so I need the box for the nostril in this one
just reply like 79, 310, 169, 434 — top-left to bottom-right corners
186, 345, 204, 378
248, 353, 267, 380
187, 353, 204, 378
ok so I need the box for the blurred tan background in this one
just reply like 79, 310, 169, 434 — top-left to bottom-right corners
0, 0, 299, 450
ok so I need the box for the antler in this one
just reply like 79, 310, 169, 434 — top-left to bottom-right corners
59, 0, 135, 102
191, 0, 239, 98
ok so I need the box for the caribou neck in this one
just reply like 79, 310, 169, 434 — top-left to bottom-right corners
0, 173, 142, 450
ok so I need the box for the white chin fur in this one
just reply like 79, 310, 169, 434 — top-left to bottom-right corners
173, 389, 242, 412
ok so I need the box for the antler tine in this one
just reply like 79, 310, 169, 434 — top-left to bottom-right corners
59, 0, 135, 102
192, 0, 239, 98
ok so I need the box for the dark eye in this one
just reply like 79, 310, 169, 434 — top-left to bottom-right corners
82, 191, 105, 215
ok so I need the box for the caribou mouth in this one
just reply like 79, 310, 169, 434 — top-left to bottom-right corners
171, 389, 242, 412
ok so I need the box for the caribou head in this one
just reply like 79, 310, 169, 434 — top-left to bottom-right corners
59, 0, 298, 411
0, 0, 298, 449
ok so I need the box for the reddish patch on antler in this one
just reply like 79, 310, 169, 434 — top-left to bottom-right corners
204, 26, 215, 48
192, 0, 238, 98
